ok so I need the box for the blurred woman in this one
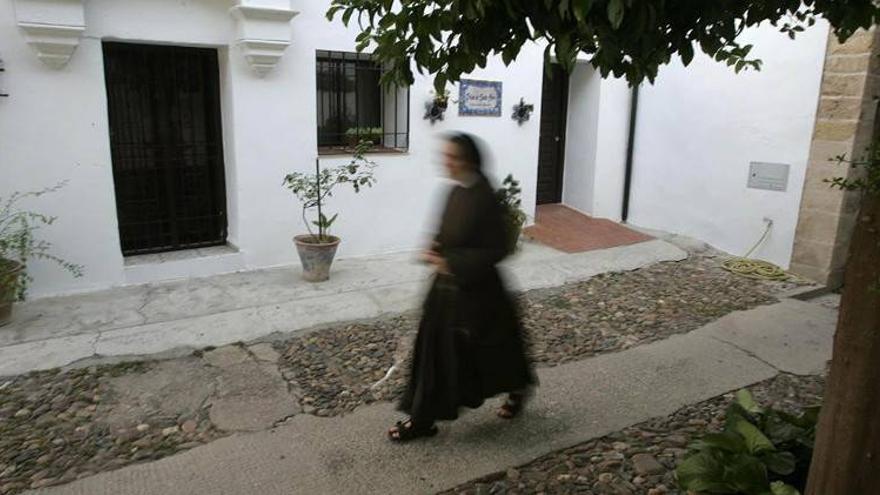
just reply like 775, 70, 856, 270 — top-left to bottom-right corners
389, 132, 536, 442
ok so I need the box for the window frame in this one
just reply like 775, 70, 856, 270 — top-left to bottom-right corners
315, 50, 410, 155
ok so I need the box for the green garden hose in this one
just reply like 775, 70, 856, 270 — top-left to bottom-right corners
721, 221, 790, 281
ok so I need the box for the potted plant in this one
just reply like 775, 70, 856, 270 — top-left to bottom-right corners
282, 141, 378, 282
1, 183, 83, 326
345, 127, 384, 149
424, 89, 451, 124
496, 174, 528, 254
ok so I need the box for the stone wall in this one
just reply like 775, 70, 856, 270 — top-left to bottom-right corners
791, 28, 880, 287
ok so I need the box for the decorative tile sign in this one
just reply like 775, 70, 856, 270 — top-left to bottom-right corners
459, 79, 502, 116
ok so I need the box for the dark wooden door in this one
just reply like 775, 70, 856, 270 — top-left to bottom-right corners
103, 42, 227, 255
536, 65, 569, 205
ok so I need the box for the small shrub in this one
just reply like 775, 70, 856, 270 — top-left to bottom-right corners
282, 141, 378, 242
496, 174, 527, 254
676, 389, 819, 495
344, 127, 384, 148
0, 182, 83, 301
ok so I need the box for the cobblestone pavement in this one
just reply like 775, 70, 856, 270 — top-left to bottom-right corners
440, 373, 825, 495
275, 255, 785, 417
0, 254, 797, 494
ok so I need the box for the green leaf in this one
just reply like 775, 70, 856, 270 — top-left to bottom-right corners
355, 29, 372, 42
607, 0, 625, 29
764, 414, 806, 445
761, 451, 796, 476
727, 454, 771, 493
694, 432, 748, 453
573, 0, 593, 23
433, 72, 447, 93
770, 481, 801, 495
559, 0, 571, 18
676, 451, 731, 492
555, 33, 574, 70
502, 42, 520, 65
680, 42, 694, 66
325, 5, 342, 21
733, 418, 776, 454
800, 406, 821, 426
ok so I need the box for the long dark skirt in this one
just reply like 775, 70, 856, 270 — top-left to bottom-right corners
398, 275, 535, 423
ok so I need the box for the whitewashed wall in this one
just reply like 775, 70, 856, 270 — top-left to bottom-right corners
624, 23, 829, 268
561, 63, 632, 221
0, 0, 545, 297
562, 63, 600, 214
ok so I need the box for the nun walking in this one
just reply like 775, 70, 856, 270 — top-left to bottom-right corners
389, 132, 536, 442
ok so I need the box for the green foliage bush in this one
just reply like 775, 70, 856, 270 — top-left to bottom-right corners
495, 174, 527, 254
676, 390, 819, 495
344, 127, 384, 148
0, 183, 82, 301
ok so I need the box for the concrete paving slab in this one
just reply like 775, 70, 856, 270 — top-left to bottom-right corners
209, 362, 299, 432
202, 345, 251, 368
0, 333, 98, 377
93, 307, 270, 358
255, 291, 382, 335
99, 358, 218, 429
693, 299, 837, 375
247, 343, 281, 363
0, 287, 148, 347
30, 316, 802, 495
361, 280, 424, 313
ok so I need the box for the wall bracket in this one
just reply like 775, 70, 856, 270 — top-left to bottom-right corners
14, 0, 86, 69
230, 4, 299, 77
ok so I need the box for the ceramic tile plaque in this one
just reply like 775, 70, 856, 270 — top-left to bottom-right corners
459, 79, 502, 116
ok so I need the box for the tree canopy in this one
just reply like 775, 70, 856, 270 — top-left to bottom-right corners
328, 0, 880, 89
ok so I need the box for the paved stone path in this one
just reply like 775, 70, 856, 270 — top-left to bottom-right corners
1, 240, 686, 377
29, 298, 836, 495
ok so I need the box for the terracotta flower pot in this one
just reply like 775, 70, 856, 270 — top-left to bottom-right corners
0, 259, 24, 327
294, 235, 341, 282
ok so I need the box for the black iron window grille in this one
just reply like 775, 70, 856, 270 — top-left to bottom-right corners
316, 50, 409, 153
103, 42, 228, 256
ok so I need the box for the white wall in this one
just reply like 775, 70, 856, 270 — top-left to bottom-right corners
0, 0, 545, 297
561, 65, 632, 221
625, 23, 829, 267
562, 63, 600, 214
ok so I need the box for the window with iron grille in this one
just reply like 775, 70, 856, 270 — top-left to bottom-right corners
103, 42, 228, 256
316, 50, 409, 153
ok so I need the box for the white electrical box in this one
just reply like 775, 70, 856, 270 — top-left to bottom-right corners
748, 162, 790, 192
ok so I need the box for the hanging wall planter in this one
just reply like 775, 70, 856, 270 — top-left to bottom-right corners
424, 90, 451, 124
511, 98, 534, 125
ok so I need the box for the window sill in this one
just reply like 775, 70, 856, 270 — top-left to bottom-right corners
123, 244, 239, 266
318, 145, 409, 156
123, 244, 245, 285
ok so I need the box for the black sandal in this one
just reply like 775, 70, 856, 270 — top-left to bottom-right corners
497, 394, 526, 419
388, 419, 438, 442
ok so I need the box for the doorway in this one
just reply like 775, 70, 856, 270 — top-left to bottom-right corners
103, 42, 228, 256
536, 64, 570, 205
